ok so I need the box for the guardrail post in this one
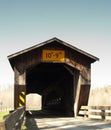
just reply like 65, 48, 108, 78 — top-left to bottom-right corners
101, 109, 105, 120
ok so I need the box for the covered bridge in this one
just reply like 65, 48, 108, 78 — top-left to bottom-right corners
8, 37, 99, 117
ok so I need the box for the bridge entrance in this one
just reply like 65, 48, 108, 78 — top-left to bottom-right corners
8, 37, 98, 116
26, 63, 78, 116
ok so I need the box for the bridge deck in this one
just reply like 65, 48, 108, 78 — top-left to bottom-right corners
22, 110, 111, 130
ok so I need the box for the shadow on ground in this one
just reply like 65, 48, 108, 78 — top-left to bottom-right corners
22, 110, 65, 130
23, 117, 39, 130
22, 110, 111, 130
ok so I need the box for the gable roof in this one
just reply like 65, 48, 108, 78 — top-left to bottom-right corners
8, 37, 99, 63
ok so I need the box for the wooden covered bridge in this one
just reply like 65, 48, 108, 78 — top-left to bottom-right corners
8, 37, 99, 117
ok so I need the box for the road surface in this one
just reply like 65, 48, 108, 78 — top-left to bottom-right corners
23, 117, 111, 130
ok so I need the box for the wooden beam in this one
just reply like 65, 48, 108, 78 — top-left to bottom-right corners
14, 67, 26, 109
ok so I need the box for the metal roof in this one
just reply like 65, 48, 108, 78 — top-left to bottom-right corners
8, 37, 99, 62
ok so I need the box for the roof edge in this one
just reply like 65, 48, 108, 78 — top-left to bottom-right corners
8, 37, 99, 62
7, 37, 57, 59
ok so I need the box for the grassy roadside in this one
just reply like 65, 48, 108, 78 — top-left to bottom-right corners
0, 111, 9, 121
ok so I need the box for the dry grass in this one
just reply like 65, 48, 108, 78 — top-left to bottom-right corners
88, 85, 111, 106
0, 85, 14, 110
0, 85, 111, 110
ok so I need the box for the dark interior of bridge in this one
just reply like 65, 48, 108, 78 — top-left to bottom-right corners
26, 63, 76, 117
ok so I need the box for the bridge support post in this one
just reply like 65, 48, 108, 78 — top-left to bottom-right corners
14, 67, 26, 109
74, 68, 91, 117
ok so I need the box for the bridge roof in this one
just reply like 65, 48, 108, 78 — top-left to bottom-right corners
8, 37, 99, 67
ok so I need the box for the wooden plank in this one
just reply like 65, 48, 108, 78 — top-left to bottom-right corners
78, 85, 90, 112
79, 106, 111, 120
81, 106, 89, 110
81, 106, 111, 110
88, 111, 111, 116
79, 110, 88, 115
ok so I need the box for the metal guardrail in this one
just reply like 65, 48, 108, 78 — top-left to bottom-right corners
0, 107, 25, 130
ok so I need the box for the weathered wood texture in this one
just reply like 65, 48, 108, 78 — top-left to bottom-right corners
11, 41, 92, 73
79, 106, 111, 120
14, 67, 26, 109
75, 85, 90, 117
0, 107, 25, 130
14, 42, 91, 107
8, 38, 98, 117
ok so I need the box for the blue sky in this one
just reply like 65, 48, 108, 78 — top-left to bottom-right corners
0, 0, 111, 88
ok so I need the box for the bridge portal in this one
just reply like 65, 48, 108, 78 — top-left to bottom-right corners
8, 37, 99, 116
